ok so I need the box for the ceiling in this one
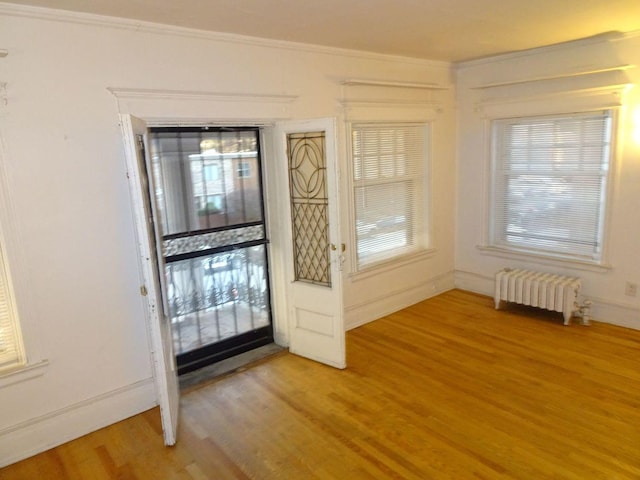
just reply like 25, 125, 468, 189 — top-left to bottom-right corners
6, 0, 640, 62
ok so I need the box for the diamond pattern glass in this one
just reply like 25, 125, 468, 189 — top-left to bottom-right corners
287, 132, 331, 287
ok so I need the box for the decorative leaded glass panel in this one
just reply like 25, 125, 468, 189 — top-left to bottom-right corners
163, 225, 265, 257
287, 131, 331, 287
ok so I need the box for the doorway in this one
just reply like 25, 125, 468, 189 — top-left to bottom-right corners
147, 126, 274, 375
120, 112, 347, 444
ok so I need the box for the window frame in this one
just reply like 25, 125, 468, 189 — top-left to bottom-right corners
203, 163, 220, 182
0, 239, 48, 386
486, 108, 617, 267
348, 122, 432, 273
0, 141, 48, 386
0, 232, 25, 372
236, 161, 251, 178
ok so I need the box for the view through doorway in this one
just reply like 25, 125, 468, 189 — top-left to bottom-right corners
148, 126, 274, 375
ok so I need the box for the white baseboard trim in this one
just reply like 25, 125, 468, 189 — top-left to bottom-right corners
453, 270, 640, 330
345, 270, 455, 330
453, 270, 494, 296
587, 296, 640, 330
0, 377, 157, 467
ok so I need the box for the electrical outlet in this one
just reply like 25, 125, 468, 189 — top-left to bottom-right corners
625, 282, 638, 297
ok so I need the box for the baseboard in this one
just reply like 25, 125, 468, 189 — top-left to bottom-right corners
454, 270, 640, 330
0, 377, 157, 467
345, 271, 455, 330
587, 296, 640, 330
453, 270, 494, 297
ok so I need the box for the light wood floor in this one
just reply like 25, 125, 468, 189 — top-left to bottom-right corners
3, 290, 640, 479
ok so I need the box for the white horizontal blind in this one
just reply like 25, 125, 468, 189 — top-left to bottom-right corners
352, 123, 427, 269
491, 110, 612, 261
0, 239, 24, 369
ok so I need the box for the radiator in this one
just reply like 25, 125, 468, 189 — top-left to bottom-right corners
494, 268, 582, 325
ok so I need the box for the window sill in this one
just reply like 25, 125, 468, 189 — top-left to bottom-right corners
0, 359, 49, 389
349, 248, 436, 282
476, 245, 612, 273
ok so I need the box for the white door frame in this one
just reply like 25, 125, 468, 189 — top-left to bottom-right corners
112, 87, 347, 444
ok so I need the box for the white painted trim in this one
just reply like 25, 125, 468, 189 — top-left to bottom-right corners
455, 31, 629, 69
345, 271, 454, 330
453, 270, 494, 296
342, 79, 450, 90
453, 270, 640, 330
475, 84, 628, 118
107, 88, 297, 103
476, 245, 612, 273
0, 378, 156, 467
0, 2, 450, 68
349, 248, 436, 282
0, 359, 48, 389
342, 100, 441, 123
472, 64, 634, 89
108, 88, 298, 124
588, 296, 640, 330
260, 127, 289, 348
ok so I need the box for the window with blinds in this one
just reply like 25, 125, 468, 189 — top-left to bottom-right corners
351, 123, 428, 269
0, 240, 24, 370
490, 110, 613, 262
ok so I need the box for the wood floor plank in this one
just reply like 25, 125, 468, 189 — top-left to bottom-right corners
2, 290, 639, 479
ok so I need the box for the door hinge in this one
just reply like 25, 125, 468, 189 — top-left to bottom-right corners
140, 285, 148, 296
330, 243, 346, 252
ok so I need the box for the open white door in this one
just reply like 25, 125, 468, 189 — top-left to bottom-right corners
275, 118, 346, 369
120, 114, 180, 445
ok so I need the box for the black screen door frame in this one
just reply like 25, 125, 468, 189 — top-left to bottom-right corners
148, 126, 274, 375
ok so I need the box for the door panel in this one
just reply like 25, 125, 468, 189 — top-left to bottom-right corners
148, 127, 273, 375
275, 119, 345, 369
120, 114, 179, 446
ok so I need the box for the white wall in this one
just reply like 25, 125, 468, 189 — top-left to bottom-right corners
0, 3, 456, 465
455, 33, 640, 330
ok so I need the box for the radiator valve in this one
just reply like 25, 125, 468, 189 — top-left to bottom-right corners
577, 300, 592, 326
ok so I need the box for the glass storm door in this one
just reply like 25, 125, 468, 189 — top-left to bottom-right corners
149, 127, 273, 375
